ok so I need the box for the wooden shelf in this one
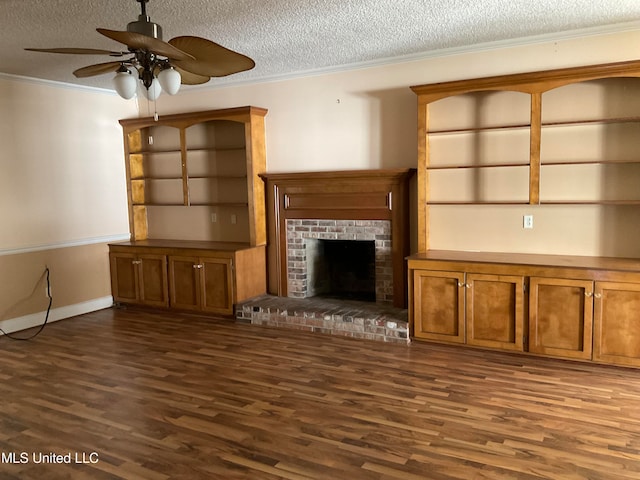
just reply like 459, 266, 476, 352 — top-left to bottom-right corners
428, 123, 530, 135
412, 60, 640, 252
541, 159, 640, 166
541, 116, 640, 128
539, 200, 640, 205
427, 201, 530, 205
188, 175, 248, 180
427, 162, 530, 170
133, 202, 249, 207
426, 159, 640, 170
130, 146, 246, 155
119, 106, 268, 245
132, 175, 248, 180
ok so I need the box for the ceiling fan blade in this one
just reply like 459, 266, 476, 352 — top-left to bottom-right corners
168, 36, 255, 77
25, 47, 127, 57
174, 66, 210, 85
73, 61, 122, 78
97, 28, 194, 61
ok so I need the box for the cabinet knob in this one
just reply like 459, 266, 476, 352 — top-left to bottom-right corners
132, 260, 142, 265
465, 283, 472, 288
585, 291, 593, 297
594, 293, 602, 299
458, 282, 464, 287
193, 264, 204, 269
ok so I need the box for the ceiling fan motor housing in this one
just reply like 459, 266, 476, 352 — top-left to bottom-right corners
127, 15, 163, 40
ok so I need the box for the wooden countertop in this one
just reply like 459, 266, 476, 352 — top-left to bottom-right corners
109, 239, 262, 252
407, 250, 640, 274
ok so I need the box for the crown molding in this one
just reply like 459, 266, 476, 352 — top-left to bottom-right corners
2, 20, 639, 94
0, 71, 117, 95
191, 20, 640, 90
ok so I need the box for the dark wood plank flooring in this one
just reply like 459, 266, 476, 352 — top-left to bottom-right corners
1, 307, 640, 479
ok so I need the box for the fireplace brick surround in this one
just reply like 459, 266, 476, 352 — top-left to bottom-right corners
236, 169, 414, 343
286, 219, 393, 302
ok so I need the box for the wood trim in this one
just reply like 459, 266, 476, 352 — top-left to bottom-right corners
245, 114, 267, 246
529, 92, 541, 205
180, 128, 189, 206
411, 59, 640, 102
119, 106, 268, 130
417, 103, 429, 252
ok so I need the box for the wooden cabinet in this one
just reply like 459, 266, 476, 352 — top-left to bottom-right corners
466, 274, 525, 351
110, 252, 169, 307
111, 107, 268, 316
412, 270, 465, 343
109, 240, 266, 316
408, 251, 640, 367
408, 61, 640, 367
529, 277, 593, 360
593, 282, 640, 367
169, 255, 233, 314
412, 270, 525, 350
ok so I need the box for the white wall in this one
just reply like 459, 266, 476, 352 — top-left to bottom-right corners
0, 76, 137, 328
150, 29, 640, 174
0, 77, 136, 249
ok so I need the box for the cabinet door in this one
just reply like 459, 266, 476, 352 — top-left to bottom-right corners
466, 274, 525, 351
412, 270, 465, 343
138, 254, 169, 307
110, 253, 139, 303
529, 277, 593, 359
168, 256, 201, 311
593, 281, 640, 367
201, 257, 234, 314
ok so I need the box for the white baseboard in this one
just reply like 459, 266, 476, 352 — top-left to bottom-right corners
0, 296, 114, 335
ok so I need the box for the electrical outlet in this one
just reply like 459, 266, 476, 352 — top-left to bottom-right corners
231, 214, 237, 224
210, 213, 217, 223
523, 215, 534, 229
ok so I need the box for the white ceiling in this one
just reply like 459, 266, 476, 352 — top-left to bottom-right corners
2, 0, 640, 92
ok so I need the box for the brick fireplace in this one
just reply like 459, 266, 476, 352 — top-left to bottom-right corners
260, 169, 414, 308
236, 169, 414, 343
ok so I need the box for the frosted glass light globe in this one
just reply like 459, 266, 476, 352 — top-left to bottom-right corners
158, 68, 181, 95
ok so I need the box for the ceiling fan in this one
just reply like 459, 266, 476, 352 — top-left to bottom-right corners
25, 0, 255, 100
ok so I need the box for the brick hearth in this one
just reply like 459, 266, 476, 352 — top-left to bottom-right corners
236, 295, 409, 344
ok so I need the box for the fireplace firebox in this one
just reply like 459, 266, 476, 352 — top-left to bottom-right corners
306, 239, 376, 301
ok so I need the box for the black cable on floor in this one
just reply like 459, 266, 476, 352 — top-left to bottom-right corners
0, 267, 52, 341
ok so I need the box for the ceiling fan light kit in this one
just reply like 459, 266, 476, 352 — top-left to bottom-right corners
113, 65, 137, 99
25, 0, 255, 100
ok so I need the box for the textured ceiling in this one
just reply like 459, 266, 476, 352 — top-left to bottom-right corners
1, 0, 640, 92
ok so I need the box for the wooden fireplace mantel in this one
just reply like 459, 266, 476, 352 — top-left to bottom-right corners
260, 169, 415, 308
